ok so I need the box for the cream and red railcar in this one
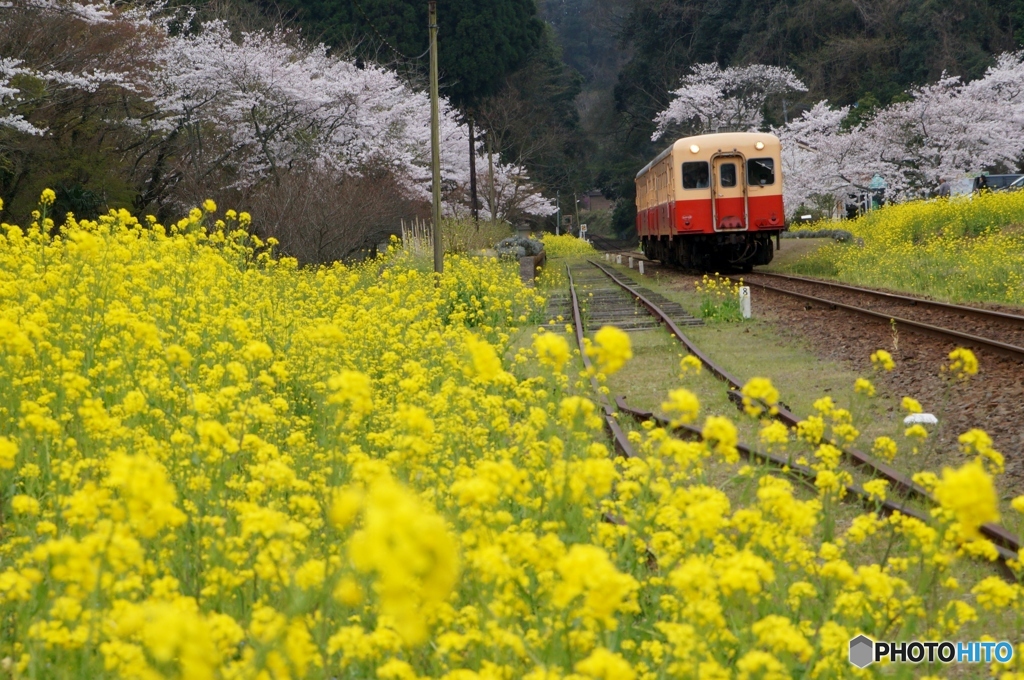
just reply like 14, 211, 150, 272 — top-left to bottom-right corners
636, 132, 785, 270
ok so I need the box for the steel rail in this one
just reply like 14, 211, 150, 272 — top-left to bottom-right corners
567, 264, 636, 459
586, 259, 1023, 554
743, 277, 1024, 362
567, 265, 657, 568
753, 271, 1024, 327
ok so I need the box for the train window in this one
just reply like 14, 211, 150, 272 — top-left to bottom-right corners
720, 163, 737, 188
747, 158, 775, 186
682, 162, 709, 189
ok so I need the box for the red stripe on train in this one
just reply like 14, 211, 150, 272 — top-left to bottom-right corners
637, 195, 784, 236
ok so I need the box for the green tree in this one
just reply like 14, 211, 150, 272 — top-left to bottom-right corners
259, 0, 544, 106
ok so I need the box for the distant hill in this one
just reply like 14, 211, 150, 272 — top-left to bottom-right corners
534, 0, 1024, 232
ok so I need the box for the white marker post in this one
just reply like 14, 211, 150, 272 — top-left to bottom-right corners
616, 255, 622, 264
739, 286, 751, 319
639, 261, 645, 275
628, 256, 634, 268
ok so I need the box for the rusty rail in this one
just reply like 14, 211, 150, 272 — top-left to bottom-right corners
743, 276, 1024, 362
567, 264, 636, 460
586, 259, 1022, 556
754, 271, 1024, 328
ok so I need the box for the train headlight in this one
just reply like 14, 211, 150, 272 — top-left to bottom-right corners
755, 141, 765, 150
689, 144, 700, 153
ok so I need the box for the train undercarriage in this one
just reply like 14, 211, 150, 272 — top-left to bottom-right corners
641, 232, 778, 272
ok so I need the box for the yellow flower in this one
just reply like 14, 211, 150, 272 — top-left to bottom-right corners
934, 460, 1000, 541
904, 424, 928, 440
702, 416, 739, 463
751, 615, 813, 662
555, 544, 641, 628
872, 436, 898, 463
862, 479, 888, 502
958, 428, 1004, 474
11, 494, 40, 516
105, 452, 187, 538
587, 325, 632, 375
202, 199, 217, 213
662, 388, 700, 426
347, 477, 460, 645
901, 396, 923, 414
870, 349, 895, 371
946, 347, 979, 378
758, 420, 789, 451
0, 436, 17, 469
853, 377, 875, 396
533, 332, 570, 373
680, 354, 702, 375
464, 333, 505, 383
796, 415, 825, 444
812, 396, 835, 416
574, 647, 636, 680
814, 469, 845, 496
740, 377, 779, 417
293, 559, 327, 590
39, 188, 56, 205
971, 577, 1018, 611
327, 370, 373, 426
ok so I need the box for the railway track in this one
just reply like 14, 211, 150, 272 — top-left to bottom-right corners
741, 272, 1024, 362
566, 259, 1022, 575
587, 233, 639, 255
587, 242, 1024, 361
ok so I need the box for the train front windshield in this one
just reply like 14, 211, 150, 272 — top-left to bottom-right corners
747, 158, 775, 186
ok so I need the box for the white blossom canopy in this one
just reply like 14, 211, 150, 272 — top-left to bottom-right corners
653, 63, 807, 140
0, 1, 554, 220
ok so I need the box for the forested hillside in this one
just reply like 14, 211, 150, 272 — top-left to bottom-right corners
601, 0, 1024, 230
616, 0, 1023, 131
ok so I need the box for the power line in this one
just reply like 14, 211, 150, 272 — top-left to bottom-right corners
351, 0, 430, 62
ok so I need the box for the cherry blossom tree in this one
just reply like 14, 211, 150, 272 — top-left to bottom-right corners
1, 0, 554, 231
869, 54, 1024, 190
139, 20, 554, 220
773, 51, 1024, 213
0, 58, 47, 136
653, 63, 807, 141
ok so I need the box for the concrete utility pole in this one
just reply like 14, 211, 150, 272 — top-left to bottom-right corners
468, 115, 479, 226
429, 0, 443, 274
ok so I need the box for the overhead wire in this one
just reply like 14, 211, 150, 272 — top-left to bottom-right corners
350, 0, 431, 62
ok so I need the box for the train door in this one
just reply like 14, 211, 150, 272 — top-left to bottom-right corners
712, 155, 748, 231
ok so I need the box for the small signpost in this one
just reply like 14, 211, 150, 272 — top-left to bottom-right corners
739, 286, 751, 319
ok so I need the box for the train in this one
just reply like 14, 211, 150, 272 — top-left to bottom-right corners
635, 132, 785, 271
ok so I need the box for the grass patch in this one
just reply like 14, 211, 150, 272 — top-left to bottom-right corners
775, 192, 1024, 306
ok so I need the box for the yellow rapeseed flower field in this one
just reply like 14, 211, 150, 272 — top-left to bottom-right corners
789, 191, 1024, 305
1, 194, 1023, 679
541, 234, 596, 258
